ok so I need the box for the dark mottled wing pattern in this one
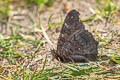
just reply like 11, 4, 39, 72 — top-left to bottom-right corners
53, 9, 98, 63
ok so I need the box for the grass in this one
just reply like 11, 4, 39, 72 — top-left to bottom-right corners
0, 0, 120, 80
28, 0, 54, 7
82, 0, 120, 24
0, 59, 120, 79
0, 0, 10, 16
48, 13, 63, 28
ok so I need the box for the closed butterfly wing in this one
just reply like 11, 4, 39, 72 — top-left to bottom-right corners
57, 10, 85, 55
52, 9, 98, 63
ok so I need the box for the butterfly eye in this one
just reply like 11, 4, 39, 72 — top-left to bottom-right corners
64, 23, 69, 28
71, 16, 74, 19
61, 34, 64, 38
78, 48, 81, 50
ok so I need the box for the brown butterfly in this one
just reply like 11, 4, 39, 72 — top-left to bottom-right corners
52, 9, 98, 63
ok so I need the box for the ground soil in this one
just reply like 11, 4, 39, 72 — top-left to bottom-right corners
0, 0, 120, 72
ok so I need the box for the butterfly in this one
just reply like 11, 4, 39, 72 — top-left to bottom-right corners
52, 9, 98, 63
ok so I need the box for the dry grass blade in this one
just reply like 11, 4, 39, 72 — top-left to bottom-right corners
41, 25, 53, 45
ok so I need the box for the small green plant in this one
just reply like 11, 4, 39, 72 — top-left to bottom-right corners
28, 0, 54, 6
95, 0, 120, 21
48, 13, 63, 28
0, 35, 30, 57
0, 0, 10, 16
81, 0, 120, 23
